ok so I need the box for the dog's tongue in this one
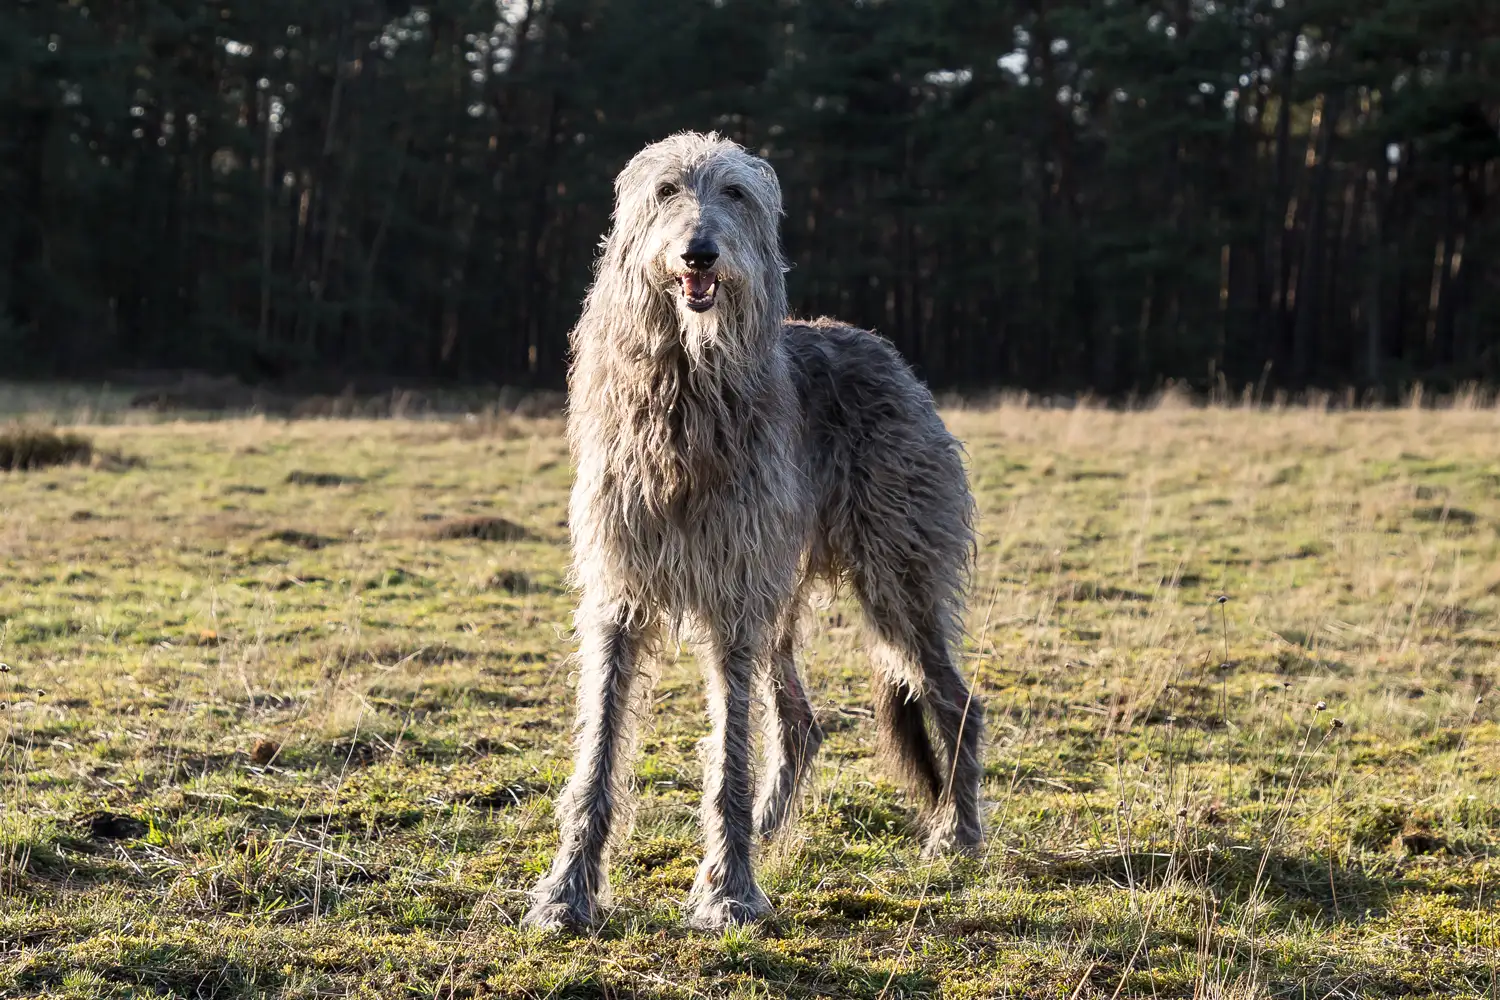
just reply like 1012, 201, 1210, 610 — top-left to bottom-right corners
684, 272, 715, 297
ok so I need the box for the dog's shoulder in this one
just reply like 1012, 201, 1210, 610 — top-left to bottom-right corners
783, 316, 904, 372
782, 316, 928, 427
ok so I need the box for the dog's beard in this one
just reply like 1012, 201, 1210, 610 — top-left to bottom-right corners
650, 266, 747, 370
679, 293, 730, 369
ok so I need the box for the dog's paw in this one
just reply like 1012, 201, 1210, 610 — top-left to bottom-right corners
522, 871, 602, 933
921, 822, 983, 859
521, 896, 597, 933
921, 804, 984, 858
686, 864, 772, 931
685, 888, 773, 931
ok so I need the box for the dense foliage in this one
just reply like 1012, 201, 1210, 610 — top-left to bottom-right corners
2, 0, 1497, 392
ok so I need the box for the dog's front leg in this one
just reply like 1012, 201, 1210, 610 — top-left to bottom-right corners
523, 602, 649, 932
687, 625, 773, 929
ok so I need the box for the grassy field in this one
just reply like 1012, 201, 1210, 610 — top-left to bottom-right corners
2, 402, 1498, 999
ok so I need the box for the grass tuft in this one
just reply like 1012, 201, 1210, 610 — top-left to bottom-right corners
0, 425, 91, 471
427, 515, 534, 542
264, 528, 339, 550
284, 469, 364, 487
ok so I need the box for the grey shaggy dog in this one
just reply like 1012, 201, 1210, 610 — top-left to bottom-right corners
523, 131, 982, 933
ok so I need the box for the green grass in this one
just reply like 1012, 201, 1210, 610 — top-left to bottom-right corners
2, 405, 1499, 998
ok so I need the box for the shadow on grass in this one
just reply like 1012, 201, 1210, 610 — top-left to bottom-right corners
1016, 842, 1487, 922
13, 939, 272, 999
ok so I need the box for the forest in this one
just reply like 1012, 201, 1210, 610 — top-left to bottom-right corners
2, 0, 1497, 393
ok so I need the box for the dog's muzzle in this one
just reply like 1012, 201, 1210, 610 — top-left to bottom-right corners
679, 238, 720, 312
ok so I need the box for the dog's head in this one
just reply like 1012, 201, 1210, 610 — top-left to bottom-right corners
602, 132, 788, 363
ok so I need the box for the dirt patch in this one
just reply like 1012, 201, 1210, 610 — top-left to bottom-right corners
1064, 581, 1152, 602
1398, 827, 1448, 855
485, 570, 550, 594
1413, 505, 1478, 526
427, 516, 533, 542
264, 529, 339, 550
285, 470, 365, 487
327, 737, 391, 767
362, 567, 429, 589
0, 427, 93, 471
75, 810, 147, 841
358, 641, 482, 667
454, 781, 550, 811
271, 575, 331, 590
90, 449, 144, 472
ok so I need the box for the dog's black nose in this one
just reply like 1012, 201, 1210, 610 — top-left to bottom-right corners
681, 238, 719, 271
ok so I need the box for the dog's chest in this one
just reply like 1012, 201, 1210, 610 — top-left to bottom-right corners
626, 380, 750, 508
576, 423, 805, 611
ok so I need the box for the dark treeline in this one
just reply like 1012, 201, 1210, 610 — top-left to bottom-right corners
2, 0, 1498, 393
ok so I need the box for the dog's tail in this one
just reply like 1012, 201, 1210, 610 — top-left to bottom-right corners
873, 670, 942, 805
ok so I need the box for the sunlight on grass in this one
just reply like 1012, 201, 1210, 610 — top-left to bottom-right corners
1, 402, 1498, 997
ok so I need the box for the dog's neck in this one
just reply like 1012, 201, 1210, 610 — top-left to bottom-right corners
572, 303, 784, 519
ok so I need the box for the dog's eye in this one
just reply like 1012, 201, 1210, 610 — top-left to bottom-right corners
656, 183, 678, 200
724, 185, 744, 201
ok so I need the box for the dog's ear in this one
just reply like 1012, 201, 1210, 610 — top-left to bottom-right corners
613, 149, 659, 211
741, 153, 784, 220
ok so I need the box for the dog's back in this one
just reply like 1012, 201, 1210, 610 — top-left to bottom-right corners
784, 317, 973, 594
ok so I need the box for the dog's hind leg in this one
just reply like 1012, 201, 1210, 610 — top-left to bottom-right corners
754, 608, 825, 839
524, 601, 654, 931
907, 618, 984, 855
862, 591, 984, 856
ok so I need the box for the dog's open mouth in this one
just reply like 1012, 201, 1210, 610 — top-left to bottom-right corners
679, 271, 719, 312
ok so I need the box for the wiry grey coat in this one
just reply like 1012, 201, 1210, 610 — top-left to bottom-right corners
523, 132, 982, 932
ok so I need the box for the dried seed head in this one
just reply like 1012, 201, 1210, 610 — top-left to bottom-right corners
0, 663, 9, 673
1331, 718, 1345, 729
1177, 807, 1188, 818
1216, 595, 1229, 605
1316, 701, 1327, 711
